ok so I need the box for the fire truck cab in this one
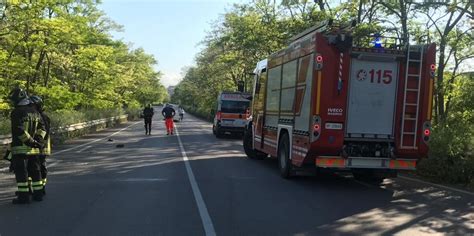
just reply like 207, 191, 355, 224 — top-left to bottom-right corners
243, 21, 436, 181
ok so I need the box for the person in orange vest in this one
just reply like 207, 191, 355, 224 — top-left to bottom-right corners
161, 104, 176, 135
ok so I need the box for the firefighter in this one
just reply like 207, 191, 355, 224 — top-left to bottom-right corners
143, 104, 154, 135
30, 95, 51, 195
161, 104, 176, 135
8, 88, 46, 204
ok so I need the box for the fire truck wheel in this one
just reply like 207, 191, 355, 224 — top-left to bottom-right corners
212, 125, 217, 135
243, 128, 266, 160
243, 129, 255, 158
278, 132, 292, 178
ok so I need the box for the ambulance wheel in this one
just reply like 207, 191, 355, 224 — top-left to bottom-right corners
214, 127, 223, 138
243, 128, 266, 160
278, 132, 292, 179
212, 125, 216, 135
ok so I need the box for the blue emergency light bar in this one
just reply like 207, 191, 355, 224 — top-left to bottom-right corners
373, 34, 383, 48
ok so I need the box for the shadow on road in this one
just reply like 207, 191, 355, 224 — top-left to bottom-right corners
0, 117, 472, 235
176, 117, 474, 235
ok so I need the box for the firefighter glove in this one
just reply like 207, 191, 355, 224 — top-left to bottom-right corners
34, 134, 46, 148
26, 138, 44, 149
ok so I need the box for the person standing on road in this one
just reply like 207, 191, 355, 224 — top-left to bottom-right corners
143, 104, 154, 135
8, 88, 46, 204
162, 104, 176, 135
178, 106, 185, 121
30, 95, 51, 196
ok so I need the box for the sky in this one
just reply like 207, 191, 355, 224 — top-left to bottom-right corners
99, 0, 244, 87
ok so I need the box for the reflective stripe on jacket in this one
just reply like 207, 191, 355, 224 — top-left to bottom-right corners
12, 145, 41, 155
41, 137, 51, 156
40, 113, 51, 156
10, 105, 46, 156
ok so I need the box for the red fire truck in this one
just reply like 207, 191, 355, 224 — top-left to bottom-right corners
243, 21, 436, 181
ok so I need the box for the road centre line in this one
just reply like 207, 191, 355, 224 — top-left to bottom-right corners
175, 125, 217, 236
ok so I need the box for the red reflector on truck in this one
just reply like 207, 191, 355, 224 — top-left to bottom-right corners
313, 124, 320, 131
316, 157, 345, 168
389, 160, 416, 169
316, 55, 323, 62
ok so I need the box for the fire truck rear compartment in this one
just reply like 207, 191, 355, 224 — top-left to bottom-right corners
346, 56, 399, 139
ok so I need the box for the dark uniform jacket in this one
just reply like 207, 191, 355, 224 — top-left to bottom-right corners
161, 107, 175, 119
10, 105, 46, 156
143, 107, 154, 118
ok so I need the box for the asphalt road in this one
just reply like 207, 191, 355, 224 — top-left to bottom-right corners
0, 112, 472, 236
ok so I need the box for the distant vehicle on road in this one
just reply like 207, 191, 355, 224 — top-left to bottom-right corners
244, 20, 436, 182
212, 91, 250, 138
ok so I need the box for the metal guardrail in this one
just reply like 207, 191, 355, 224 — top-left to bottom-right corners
0, 115, 128, 145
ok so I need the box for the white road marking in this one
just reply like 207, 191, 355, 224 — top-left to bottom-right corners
0, 121, 141, 172
399, 175, 474, 197
175, 126, 216, 236
119, 178, 168, 182
76, 145, 92, 153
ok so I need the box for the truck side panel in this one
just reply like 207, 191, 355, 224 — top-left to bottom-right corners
264, 66, 281, 129
310, 34, 350, 154
291, 54, 314, 166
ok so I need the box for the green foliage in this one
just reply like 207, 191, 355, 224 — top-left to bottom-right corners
124, 107, 142, 121
0, 108, 131, 136
172, 1, 330, 116
0, 0, 168, 116
418, 74, 474, 187
0, 114, 9, 135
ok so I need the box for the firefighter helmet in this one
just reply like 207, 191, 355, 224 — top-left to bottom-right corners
30, 95, 44, 111
7, 88, 29, 106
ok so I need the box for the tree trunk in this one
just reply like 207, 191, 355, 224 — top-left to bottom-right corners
316, 0, 325, 12
33, 49, 46, 83
436, 39, 447, 124
357, 0, 364, 23
399, 0, 409, 45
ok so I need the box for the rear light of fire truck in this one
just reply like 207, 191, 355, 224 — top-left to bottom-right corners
313, 124, 321, 135
422, 121, 431, 143
315, 54, 323, 70
430, 64, 436, 78
312, 115, 321, 141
